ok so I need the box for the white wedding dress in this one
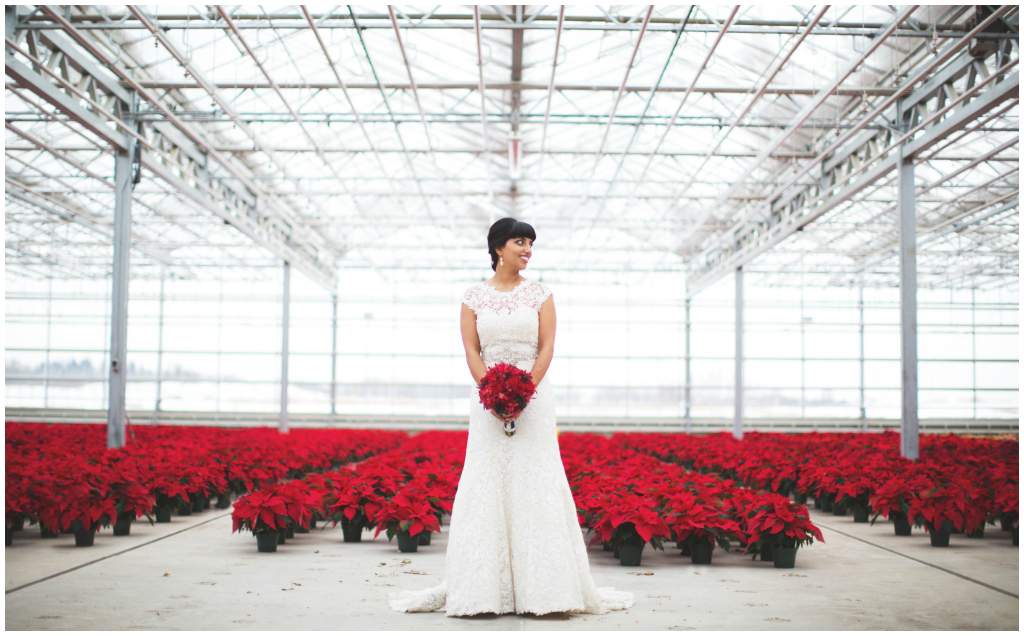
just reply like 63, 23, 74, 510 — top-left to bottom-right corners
388, 278, 635, 617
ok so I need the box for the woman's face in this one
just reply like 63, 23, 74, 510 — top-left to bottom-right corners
498, 237, 533, 271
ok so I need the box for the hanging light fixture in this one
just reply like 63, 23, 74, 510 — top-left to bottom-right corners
508, 134, 523, 181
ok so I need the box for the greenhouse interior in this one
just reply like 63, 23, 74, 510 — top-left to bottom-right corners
4, 4, 1018, 631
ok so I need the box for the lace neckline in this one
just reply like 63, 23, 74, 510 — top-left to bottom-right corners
481, 278, 529, 294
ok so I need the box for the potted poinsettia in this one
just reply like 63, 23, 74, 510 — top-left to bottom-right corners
992, 477, 1018, 546
665, 490, 743, 565
592, 495, 670, 566
150, 473, 191, 523
372, 492, 441, 553
327, 481, 384, 543
38, 482, 117, 547
111, 483, 156, 536
906, 476, 986, 547
739, 492, 823, 568
231, 490, 290, 553
869, 473, 928, 536
835, 473, 877, 523
266, 481, 324, 538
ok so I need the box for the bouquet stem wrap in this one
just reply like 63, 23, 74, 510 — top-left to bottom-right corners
477, 363, 537, 438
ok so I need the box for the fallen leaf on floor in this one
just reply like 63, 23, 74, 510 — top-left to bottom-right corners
246, 591, 252, 594
693, 571, 701, 575
378, 562, 387, 567
744, 603, 768, 607
783, 574, 807, 577
198, 582, 216, 586
293, 582, 302, 586
765, 617, 791, 622
282, 588, 294, 591
404, 570, 428, 575
163, 573, 170, 577
629, 571, 654, 576
314, 550, 319, 553
401, 559, 411, 564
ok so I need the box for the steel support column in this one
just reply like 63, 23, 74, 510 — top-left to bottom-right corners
859, 285, 866, 429
684, 298, 692, 434
971, 288, 977, 419
734, 266, 743, 440
280, 261, 291, 434
897, 144, 919, 460
329, 294, 338, 427
152, 276, 165, 425
107, 116, 135, 449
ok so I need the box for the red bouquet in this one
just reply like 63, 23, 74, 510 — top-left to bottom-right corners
478, 363, 537, 437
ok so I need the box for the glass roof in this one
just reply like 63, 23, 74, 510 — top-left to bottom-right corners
5, 5, 1019, 293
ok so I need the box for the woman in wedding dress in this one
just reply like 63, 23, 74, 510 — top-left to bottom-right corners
388, 218, 635, 617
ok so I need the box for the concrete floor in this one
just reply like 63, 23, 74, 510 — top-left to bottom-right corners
5, 507, 1018, 630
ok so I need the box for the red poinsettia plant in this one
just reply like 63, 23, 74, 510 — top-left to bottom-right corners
231, 489, 290, 535
664, 490, 744, 551
38, 481, 118, 533
738, 492, 823, 552
477, 362, 536, 436
590, 494, 670, 550
372, 492, 442, 541
906, 475, 986, 533
327, 480, 385, 530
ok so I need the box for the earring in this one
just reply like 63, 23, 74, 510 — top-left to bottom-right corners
499, 256, 503, 267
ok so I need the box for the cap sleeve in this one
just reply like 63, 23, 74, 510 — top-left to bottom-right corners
531, 281, 553, 310
461, 284, 479, 313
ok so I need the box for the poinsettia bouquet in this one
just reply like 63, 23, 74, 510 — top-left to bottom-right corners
477, 362, 537, 437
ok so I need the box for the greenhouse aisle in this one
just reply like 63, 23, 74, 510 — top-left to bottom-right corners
5, 508, 1016, 630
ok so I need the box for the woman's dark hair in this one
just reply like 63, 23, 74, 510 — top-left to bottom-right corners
487, 218, 536, 271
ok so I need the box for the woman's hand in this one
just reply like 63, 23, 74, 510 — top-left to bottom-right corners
490, 408, 516, 424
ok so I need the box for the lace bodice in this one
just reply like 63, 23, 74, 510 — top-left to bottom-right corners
462, 279, 552, 368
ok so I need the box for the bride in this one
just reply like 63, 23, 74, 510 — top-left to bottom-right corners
388, 218, 635, 617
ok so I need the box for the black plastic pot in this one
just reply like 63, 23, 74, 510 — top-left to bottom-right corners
832, 500, 847, 516
5, 527, 12, 546
792, 493, 808, 505
759, 544, 775, 562
216, 493, 232, 509
680, 542, 691, 557
602, 541, 612, 552
296, 525, 310, 534
929, 521, 952, 547
618, 545, 643, 566
178, 502, 193, 516
308, 518, 317, 530
156, 507, 172, 523
278, 529, 286, 545
341, 521, 363, 543
418, 531, 432, 546
967, 525, 985, 539
1013, 526, 1018, 547
690, 543, 713, 565
202, 498, 211, 510
773, 547, 798, 569
613, 544, 619, 558
285, 524, 295, 539
191, 498, 204, 513
113, 516, 133, 536
821, 494, 834, 513
13, 517, 24, 531
853, 507, 869, 523
256, 532, 278, 553
40, 525, 59, 539
892, 514, 912, 536
1000, 515, 1015, 532
396, 531, 419, 553
73, 525, 96, 547
813, 496, 823, 510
